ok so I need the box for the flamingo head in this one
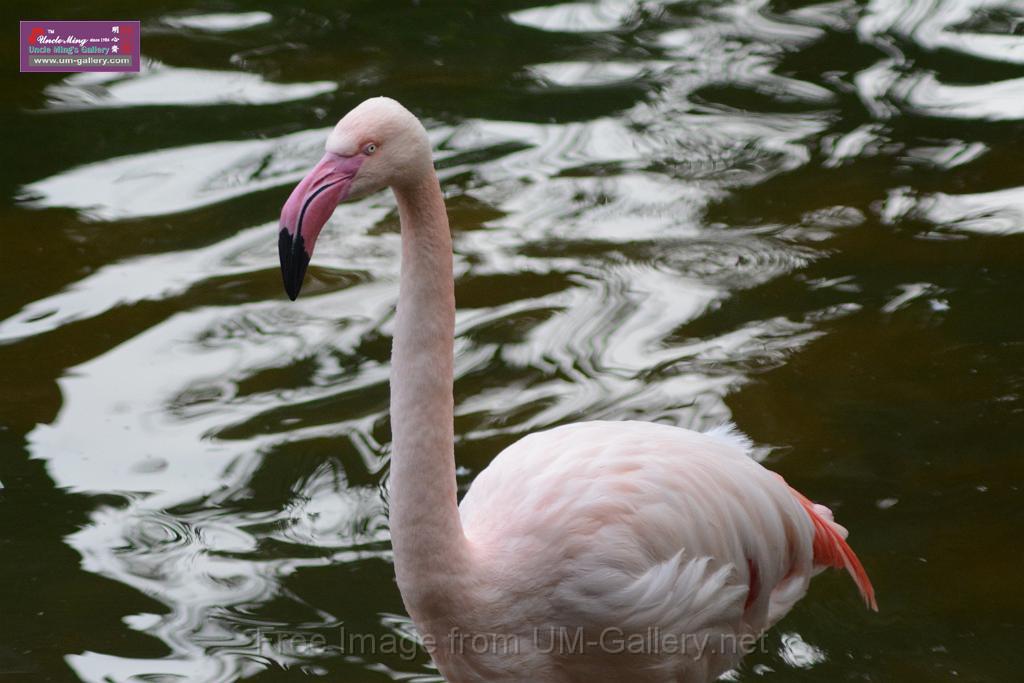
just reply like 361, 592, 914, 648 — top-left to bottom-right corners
279, 96, 431, 300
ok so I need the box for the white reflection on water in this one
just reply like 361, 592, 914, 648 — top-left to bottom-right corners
528, 60, 669, 87
162, 11, 274, 33
778, 632, 827, 669
860, 0, 1024, 63
509, 0, 643, 33
0, 193, 394, 343
884, 185, 1024, 235
858, 0, 1024, 120
18, 126, 457, 221
39, 285, 399, 677
44, 59, 335, 109
19, 129, 328, 220
0, 223, 276, 342
30, 284, 391, 500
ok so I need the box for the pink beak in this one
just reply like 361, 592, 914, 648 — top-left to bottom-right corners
279, 152, 366, 300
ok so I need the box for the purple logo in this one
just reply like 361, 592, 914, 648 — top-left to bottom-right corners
20, 20, 140, 73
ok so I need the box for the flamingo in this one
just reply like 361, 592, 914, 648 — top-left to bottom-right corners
278, 97, 876, 682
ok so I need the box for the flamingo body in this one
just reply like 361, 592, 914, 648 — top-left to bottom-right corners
278, 97, 875, 683
451, 420, 866, 682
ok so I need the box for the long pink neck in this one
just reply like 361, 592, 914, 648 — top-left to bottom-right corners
388, 170, 468, 624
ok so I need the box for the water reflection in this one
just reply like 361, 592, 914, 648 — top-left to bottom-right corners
885, 184, 1024, 235
509, 0, 644, 33
4, 0, 1024, 680
19, 129, 329, 219
44, 60, 336, 109
858, 0, 1024, 120
161, 12, 275, 34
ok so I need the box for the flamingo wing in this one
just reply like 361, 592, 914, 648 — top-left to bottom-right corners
460, 421, 872, 646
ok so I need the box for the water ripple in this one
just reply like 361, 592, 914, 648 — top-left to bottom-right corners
44, 59, 335, 109
883, 185, 1024, 235
161, 11, 274, 33
509, 0, 645, 33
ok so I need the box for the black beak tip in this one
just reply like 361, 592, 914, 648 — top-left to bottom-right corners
278, 228, 310, 301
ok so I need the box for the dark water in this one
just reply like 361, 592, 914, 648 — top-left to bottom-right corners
2, 1, 1023, 680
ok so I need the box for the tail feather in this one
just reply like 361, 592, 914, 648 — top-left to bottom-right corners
789, 486, 878, 611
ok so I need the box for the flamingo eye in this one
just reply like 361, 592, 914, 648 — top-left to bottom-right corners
364, 143, 378, 155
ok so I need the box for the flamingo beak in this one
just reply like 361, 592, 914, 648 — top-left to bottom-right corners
279, 152, 366, 300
